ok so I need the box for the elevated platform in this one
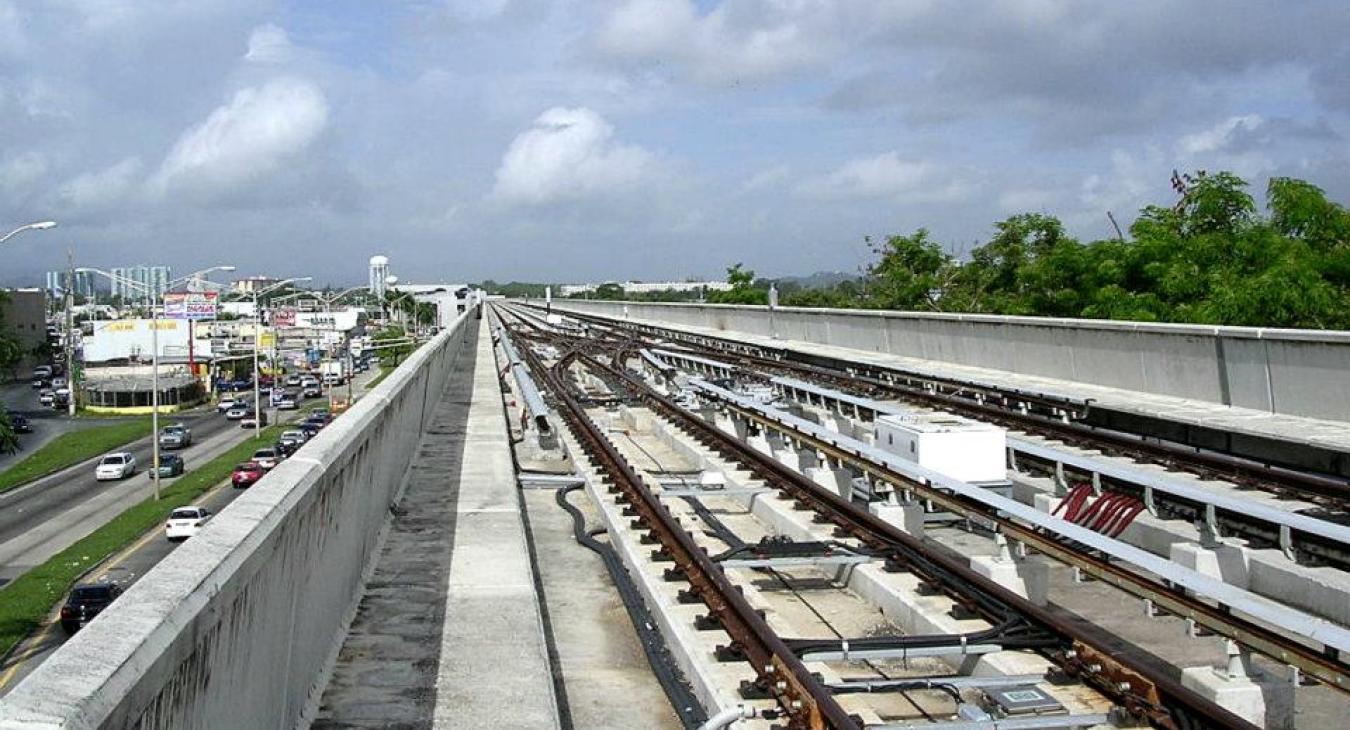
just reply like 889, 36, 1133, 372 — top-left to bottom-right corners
314, 319, 560, 729
553, 303, 1350, 474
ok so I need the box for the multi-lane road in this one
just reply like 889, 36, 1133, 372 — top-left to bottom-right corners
0, 370, 380, 694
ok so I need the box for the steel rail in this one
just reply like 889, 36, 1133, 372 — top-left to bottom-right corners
684, 377, 1350, 696
563, 349, 1254, 730
534, 306, 1350, 507
520, 347, 859, 729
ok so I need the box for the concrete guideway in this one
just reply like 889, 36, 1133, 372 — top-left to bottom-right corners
0, 313, 474, 730
548, 300, 1350, 458
314, 318, 561, 729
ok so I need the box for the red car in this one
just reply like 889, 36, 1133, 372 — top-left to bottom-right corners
231, 462, 265, 488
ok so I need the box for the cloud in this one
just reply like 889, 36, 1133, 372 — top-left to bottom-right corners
58, 157, 144, 210
593, 0, 833, 83
492, 107, 654, 205
0, 152, 48, 195
1180, 114, 1265, 155
244, 24, 295, 64
796, 152, 973, 203
150, 78, 329, 200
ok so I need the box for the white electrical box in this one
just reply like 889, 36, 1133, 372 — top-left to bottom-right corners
875, 413, 1007, 484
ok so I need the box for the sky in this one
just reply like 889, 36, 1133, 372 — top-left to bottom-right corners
2, 1, 1348, 287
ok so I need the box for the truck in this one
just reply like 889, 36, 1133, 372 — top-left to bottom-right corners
319, 359, 349, 385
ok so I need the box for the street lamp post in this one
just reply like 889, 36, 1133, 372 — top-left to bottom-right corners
251, 277, 310, 439
0, 220, 56, 246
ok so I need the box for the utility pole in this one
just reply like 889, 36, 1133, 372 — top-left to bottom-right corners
65, 246, 76, 417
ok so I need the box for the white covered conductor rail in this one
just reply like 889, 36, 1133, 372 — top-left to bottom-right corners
771, 375, 1350, 556
685, 376, 1350, 662
495, 326, 552, 434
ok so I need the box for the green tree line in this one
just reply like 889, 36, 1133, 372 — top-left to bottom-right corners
722, 171, 1350, 329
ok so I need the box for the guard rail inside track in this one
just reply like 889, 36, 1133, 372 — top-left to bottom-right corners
496, 303, 1255, 730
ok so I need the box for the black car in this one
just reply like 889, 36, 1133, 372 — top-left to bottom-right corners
60, 583, 123, 634
275, 439, 300, 457
6, 412, 31, 433
297, 421, 322, 438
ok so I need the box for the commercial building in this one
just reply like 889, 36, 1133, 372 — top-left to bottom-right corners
231, 276, 282, 294
110, 265, 171, 303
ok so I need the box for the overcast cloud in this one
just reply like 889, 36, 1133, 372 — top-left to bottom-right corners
2, 1, 1348, 285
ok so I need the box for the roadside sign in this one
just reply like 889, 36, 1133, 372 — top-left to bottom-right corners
163, 291, 219, 320
272, 308, 297, 327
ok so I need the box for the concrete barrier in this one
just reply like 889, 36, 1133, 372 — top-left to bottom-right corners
548, 300, 1350, 422
0, 314, 476, 730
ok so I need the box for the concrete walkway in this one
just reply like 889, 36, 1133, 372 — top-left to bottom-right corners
314, 320, 559, 729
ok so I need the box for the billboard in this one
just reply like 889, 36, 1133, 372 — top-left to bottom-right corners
163, 291, 219, 320
271, 307, 297, 327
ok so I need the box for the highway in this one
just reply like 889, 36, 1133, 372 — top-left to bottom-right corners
0, 370, 380, 695
0, 407, 241, 586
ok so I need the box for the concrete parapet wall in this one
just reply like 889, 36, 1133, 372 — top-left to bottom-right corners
549, 300, 1350, 421
0, 313, 477, 730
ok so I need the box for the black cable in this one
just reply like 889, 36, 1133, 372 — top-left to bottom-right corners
555, 485, 707, 729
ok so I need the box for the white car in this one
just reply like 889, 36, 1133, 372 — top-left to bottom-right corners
165, 506, 212, 541
95, 452, 137, 481
217, 398, 242, 414
251, 448, 282, 470
280, 430, 308, 445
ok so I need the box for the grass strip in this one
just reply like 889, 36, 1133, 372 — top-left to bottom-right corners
0, 418, 153, 495
0, 423, 286, 661
365, 365, 396, 390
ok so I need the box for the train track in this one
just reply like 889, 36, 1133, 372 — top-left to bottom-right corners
537, 305, 1350, 510
499, 306, 1258, 730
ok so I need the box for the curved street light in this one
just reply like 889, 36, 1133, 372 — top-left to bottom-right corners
251, 277, 311, 438
0, 220, 57, 246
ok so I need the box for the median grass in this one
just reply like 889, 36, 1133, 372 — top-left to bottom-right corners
365, 364, 396, 390
0, 423, 285, 663
0, 418, 152, 495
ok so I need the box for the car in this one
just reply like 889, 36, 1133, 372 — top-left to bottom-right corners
32, 365, 53, 380
38, 388, 55, 406
302, 416, 327, 432
308, 408, 331, 422
301, 384, 322, 398
217, 398, 243, 413
241, 412, 269, 429
153, 453, 185, 478
225, 405, 252, 420
95, 452, 137, 481
280, 429, 308, 444
165, 506, 211, 541
31, 376, 49, 389
285, 374, 302, 386
251, 448, 282, 470
158, 423, 192, 449
322, 373, 343, 386
297, 421, 322, 438
60, 583, 123, 634
275, 395, 298, 410
300, 376, 320, 389
6, 412, 31, 433
275, 439, 299, 457
232, 461, 265, 488
51, 376, 67, 389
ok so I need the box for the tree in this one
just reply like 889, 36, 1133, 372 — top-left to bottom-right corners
865, 229, 952, 310
709, 263, 768, 304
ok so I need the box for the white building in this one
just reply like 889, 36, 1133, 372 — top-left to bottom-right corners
369, 255, 390, 297
558, 280, 732, 297
109, 265, 171, 302
231, 276, 281, 294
